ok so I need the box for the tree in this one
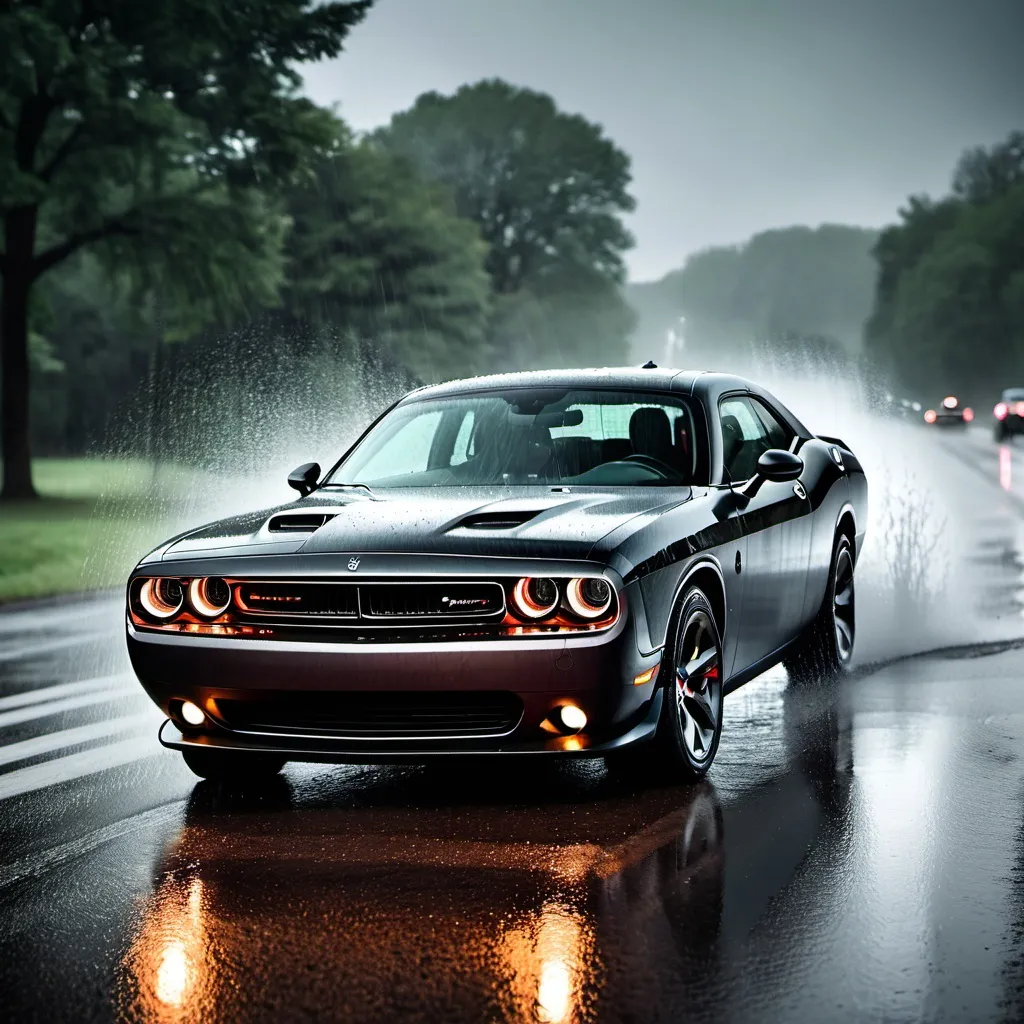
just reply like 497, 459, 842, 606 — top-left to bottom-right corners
952, 131, 1024, 206
0, 0, 372, 498
374, 79, 636, 368
283, 140, 492, 383
873, 181, 1024, 395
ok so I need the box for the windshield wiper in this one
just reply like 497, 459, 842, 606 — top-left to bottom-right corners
319, 482, 376, 496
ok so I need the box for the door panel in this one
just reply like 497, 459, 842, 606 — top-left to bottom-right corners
719, 395, 812, 673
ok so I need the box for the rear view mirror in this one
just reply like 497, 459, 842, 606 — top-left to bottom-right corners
288, 462, 321, 497
757, 449, 803, 482
535, 409, 584, 428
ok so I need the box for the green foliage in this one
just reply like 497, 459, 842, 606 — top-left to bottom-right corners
952, 131, 1024, 206
283, 141, 492, 382
490, 266, 635, 370
866, 130, 1024, 397
628, 224, 878, 367
0, 0, 373, 497
374, 79, 636, 368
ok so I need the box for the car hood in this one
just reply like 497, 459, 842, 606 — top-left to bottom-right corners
158, 487, 692, 562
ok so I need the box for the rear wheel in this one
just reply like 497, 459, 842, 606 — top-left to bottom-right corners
181, 748, 286, 781
995, 422, 1009, 442
785, 532, 855, 684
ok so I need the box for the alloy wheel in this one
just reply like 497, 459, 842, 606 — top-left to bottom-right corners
674, 608, 723, 765
833, 544, 855, 663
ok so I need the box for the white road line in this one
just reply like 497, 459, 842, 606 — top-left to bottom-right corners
0, 801, 185, 889
0, 736, 162, 802
0, 674, 130, 711
0, 712, 157, 768
0, 633, 114, 663
0, 689, 141, 729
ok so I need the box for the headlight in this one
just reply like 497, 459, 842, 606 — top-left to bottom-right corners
511, 577, 559, 619
138, 578, 184, 620
565, 577, 612, 619
188, 576, 231, 618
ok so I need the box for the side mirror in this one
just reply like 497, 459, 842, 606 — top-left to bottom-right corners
287, 462, 321, 497
756, 449, 803, 482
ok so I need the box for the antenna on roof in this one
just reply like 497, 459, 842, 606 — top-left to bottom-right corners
641, 360, 658, 369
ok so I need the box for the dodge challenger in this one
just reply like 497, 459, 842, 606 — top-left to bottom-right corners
126, 367, 866, 782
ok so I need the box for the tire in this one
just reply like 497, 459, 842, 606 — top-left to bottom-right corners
603, 587, 724, 784
785, 532, 855, 685
995, 423, 1009, 443
656, 587, 725, 780
181, 748, 286, 782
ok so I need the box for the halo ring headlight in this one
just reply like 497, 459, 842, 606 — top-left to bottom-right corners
189, 576, 231, 618
565, 577, 612, 619
511, 577, 559, 619
138, 578, 184, 620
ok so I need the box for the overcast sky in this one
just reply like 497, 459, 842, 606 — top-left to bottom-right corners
302, 0, 1024, 283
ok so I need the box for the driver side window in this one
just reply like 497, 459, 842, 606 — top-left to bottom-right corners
719, 396, 791, 482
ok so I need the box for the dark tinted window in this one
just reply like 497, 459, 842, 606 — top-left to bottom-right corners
719, 396, 793, 482
327, 388, 705, 487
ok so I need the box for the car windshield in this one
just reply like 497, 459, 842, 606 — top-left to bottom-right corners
324, 388, 703, 488
1004, 389, 1024, 401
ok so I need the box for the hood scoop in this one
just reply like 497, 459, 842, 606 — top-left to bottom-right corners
267, 512, 338, 533
454, 509, 544, 531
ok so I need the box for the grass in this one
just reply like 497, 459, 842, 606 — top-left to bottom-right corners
0, 458, 210, 603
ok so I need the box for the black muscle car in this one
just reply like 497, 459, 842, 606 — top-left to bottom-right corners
126, 367, 867, 783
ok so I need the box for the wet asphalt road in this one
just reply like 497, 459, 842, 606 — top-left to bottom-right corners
4, 426, 1024, 1022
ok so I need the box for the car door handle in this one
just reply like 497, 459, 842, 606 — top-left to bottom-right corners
793, 481, 807, 500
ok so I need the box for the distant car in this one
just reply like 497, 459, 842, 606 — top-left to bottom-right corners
993, 388, 1024, 441
923, 395, 972, 428
126, 367, 867, 784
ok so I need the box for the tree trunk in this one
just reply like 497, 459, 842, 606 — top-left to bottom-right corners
1, 270, 37, 500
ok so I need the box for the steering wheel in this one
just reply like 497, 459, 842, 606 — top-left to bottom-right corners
623, 453, 674, 479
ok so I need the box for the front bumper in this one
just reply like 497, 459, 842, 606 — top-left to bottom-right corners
127, 610, 663, 760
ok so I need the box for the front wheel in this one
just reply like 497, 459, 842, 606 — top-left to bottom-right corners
181, 748, 286, 782
657, 587, 725, 780
785, 532, 855, 684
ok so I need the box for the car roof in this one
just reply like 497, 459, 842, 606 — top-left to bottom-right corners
403, 366, 749, 401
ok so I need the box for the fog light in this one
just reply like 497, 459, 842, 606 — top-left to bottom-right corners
559, 704, 587, 732
180, 700, 206, 726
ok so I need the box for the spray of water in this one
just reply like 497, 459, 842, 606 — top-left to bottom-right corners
73, 335, 1021, 680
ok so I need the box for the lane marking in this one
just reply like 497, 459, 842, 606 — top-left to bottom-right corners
0, 736, 161, 802
0, 674, 130, 711
0, 712, 157, 768
0, 633, 116, 663
0, 801, 185, 889
0, 689, 141, 729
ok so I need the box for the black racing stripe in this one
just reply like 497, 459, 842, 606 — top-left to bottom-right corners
623, 490, 810, 586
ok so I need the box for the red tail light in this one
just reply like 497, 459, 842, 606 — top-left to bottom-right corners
963, 407, 974, 422
1015, 402, 1024, 417
996, 402, 1009, 420
924, 409, 937, 423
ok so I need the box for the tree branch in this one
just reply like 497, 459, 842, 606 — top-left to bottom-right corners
32, 218, 138, 278
38, 121, 85, 181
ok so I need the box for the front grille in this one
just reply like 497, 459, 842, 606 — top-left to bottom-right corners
361, 582, 504, 619
233, 580, 505, 624
216, 691, 524, 738
237, 581, 358, 618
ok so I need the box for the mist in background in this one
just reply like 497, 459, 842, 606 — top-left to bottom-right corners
303, 0, 1024, 282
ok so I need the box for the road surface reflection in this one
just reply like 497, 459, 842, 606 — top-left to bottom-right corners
116, 683, 851, 1022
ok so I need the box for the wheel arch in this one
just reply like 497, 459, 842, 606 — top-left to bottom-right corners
667, 558, 727, 647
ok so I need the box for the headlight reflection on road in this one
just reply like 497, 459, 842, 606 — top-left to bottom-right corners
498, 900, 593, 1024
123, 876, 208, 1017
1000, 445, 1012, 492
